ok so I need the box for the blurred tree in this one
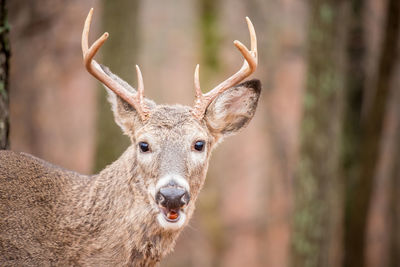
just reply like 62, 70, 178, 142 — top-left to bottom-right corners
343, 0, 400, 266
340, 0, 367, 264
291, 1, 348, 266
388, 112, 400, 267
0, 0, 9, 149
216, 0, 307, 266
94, 0, 140, 172
8, 1, 96, 173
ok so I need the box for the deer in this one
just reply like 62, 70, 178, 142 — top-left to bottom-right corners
0, 8, 261, 266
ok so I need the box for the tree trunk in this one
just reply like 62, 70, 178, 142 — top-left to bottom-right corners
291, 1, 348, 266
8, 1, 96, 173
0, 0, 10, 149
388, 115, 400, 267
343, 0, 400, 265
93, 0, 140, 172
340, 0, 367, 263
216, 0, 307, 266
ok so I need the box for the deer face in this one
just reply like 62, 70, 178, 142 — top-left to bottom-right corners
134, 106, 212, 230
82, 9, 261, 230
104, 78, 261, 230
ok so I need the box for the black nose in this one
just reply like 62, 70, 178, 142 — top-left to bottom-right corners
156, 187, 190, 209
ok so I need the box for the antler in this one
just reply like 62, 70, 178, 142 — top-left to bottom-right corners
82, 8, 150, 121
192, 17, 258, 120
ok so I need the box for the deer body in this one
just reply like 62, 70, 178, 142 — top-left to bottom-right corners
0, 9, 261, 266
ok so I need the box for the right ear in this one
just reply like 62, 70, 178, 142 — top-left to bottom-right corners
204, 79, 261, 142
100, 65, 156, 136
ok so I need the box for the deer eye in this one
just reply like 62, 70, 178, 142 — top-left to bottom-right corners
193, 140, 205, 152
138, 142, 150, 153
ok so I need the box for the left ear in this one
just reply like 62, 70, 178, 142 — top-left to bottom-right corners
204, 79, 261, 140
100, 64, 156, 137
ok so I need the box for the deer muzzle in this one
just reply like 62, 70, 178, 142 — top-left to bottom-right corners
156, 187, 190, 222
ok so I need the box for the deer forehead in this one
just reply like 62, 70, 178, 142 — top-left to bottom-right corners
135, 105, 210, 141
133, 106, 211, 173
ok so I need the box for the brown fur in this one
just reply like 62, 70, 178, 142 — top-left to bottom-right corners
0, 71, 261, 266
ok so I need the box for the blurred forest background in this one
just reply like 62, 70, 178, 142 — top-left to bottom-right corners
1, 0, 399, 266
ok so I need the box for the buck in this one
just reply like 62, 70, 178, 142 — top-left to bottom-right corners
0, 9, 261, 266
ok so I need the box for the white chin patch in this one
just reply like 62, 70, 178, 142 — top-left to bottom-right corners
157, 212, 186, 230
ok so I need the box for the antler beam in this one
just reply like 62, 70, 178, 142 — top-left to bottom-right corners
82, 8, 149, 121
192, 17, 258, 120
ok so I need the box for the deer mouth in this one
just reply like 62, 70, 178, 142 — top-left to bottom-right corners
156, 205, 187, 230
159, 207, 182, 222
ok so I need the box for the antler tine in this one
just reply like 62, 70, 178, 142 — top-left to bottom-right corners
135, 65, 150, 114
246, 17, 257, 56
82, 8, 150, 121
192, 17, 258, 120
194, 64, 202, 99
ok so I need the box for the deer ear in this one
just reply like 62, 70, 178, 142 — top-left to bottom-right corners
100, 65, 156, 136
204, 79, 261, 140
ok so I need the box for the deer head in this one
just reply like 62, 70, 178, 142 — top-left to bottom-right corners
82, 9, 261, 231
